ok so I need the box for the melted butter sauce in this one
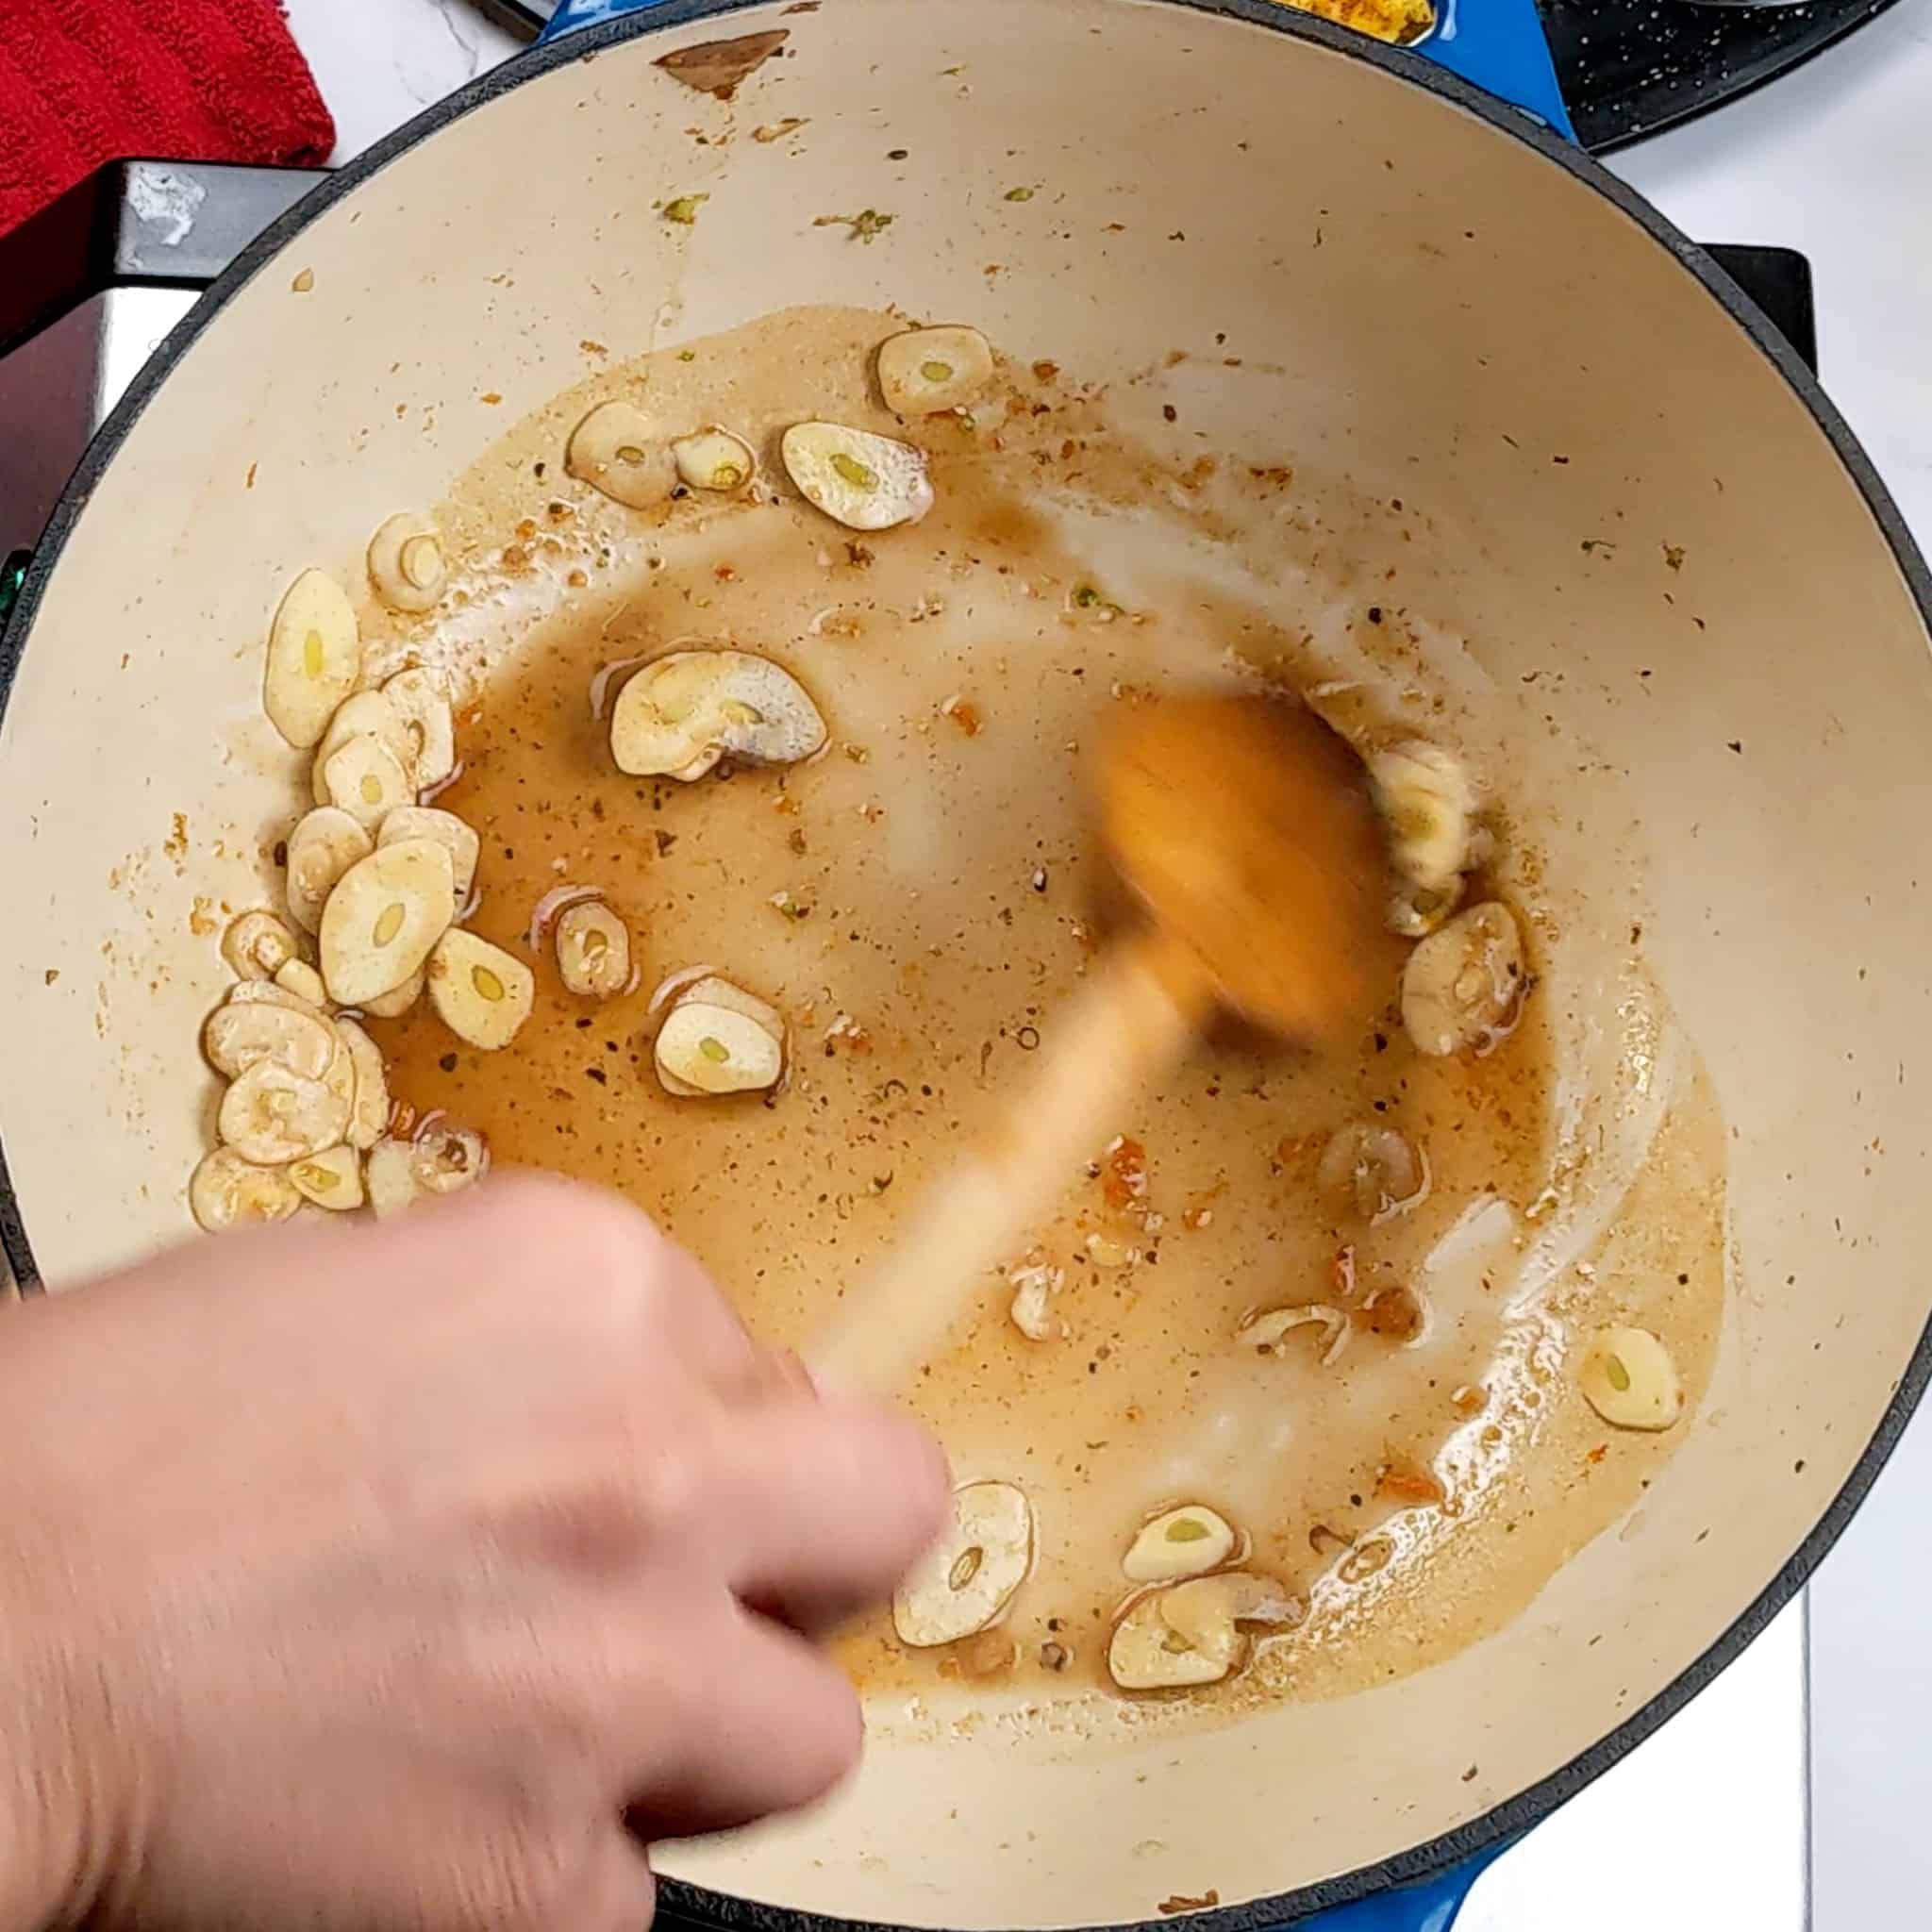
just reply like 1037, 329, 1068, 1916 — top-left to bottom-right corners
361, 307, 1728, 1740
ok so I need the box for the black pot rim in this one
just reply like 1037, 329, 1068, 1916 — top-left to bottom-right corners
3, 3, 1928, 1926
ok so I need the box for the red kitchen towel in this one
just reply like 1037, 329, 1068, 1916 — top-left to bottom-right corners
0, 0, 335, 237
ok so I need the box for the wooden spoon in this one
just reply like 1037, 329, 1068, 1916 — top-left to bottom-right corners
808, 691, 1392, 1393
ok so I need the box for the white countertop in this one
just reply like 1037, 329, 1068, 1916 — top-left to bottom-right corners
283, 3, 1932, 1923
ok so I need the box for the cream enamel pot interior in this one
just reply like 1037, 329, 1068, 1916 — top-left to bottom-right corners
5, 1, 1932, 1926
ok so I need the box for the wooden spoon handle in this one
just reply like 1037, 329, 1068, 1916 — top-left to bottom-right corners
808, 930, 1209, 1396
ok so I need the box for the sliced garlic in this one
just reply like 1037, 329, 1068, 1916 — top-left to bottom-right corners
360, 969, 425, 1019
556, 900, 632, 999
1317, 1124, 1431, 1224
310, 690, 417, 803
379, 806, 478, 901
1370, 741, 1478, 895
202, 1000, 337, 1082
671, 425, 757, 493
217, 1060, 352, 1166
1107, 1591, 1230, 1690
891, 1481, 1033, 1648
427, 929, 534, 1051
383, 669, 457, 791
654, 976, 785, 1096
364, 1138, 420, 1220
263, 569, 359, 749
335, 1016, 390, 1151
189, 1147, 302, 1233
221, 910, 298, 982
1122, 1506, 1237, 1584
411, 1124, 488, 1195
567, 400, 675, 510
225, 979, 325, 1021
285, 807, 375, 933
1400, 901, 1526, 1058
780, 422, 934, 531
875, 325, 995, 416
274, 958, 328, 1008
609, 650, 826, 782
1006, 1260, 1064, 1341
1108, 1573, 1297, 1692
288, 1144, 365, 1211
1237, 1304, 1350, 1367
366, 513, 447, 614
319, 733, 412, 832
1580, 1327, 1684, 1432
319, 839, 456, 1007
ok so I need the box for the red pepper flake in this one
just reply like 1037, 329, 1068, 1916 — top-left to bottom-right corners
1361, 1285, 1422, 1341
1101, 1135, 1147, 1209
1032, 359, 1060, 383
941, 695, 983, 738
244, 461, 258, 490
1158, 1893, 1220, 1917
1376, 1464, 1446, 1507
1587, 1443, 1608, 1466
481, 391, 503, 405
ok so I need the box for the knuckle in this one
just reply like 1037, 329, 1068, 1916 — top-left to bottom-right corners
467, 1815, 589, 1932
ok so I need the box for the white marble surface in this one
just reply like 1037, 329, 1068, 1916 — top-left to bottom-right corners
279, 2, 1932, 1924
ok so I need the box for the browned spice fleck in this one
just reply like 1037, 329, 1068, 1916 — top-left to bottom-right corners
1158, 1892, 1220, 1916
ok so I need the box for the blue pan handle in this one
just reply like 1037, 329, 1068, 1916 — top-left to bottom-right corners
1287, 1841, 1507, 1932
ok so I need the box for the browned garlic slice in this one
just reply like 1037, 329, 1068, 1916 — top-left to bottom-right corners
1107, 1572, 1298, 1691
311, 690, 416, 803
609, 650, 826, 782
671, 426, 757, 493
286, 807, 375, 933
264, 569, 360, 749
1317, 1123, 1431, 1224
427, 929, 534, 1051
217, 1060, 352, 1166
875, 325, 995, 416
1122, 1505, 1237, 1584
891, 1480, 1033, 1648
780, 422, 934, 531
319, 733, 412, 832
379, 806, 478, 901
411, 1124, 489, 1196
274, 959, 328, 1008
202, 1000, 337, 1083
366, 514, 447, 614
556, 900, 632, 999
1236, 1304, 1350, 1367
334, 1017, 390, 1151
360, 969, 425, 1019
319, 839, 456, 1007
654, 975, 785, 1096
1370, 741, 1477, 896
567, 400, 675, 510
1579, 1327, 1684, 1432
383, 669, 457, 790
1400, 902, 1525, 1058
221, 910, 298, 981
190, 1147, 302, 1233
288, 1145, 365, 1211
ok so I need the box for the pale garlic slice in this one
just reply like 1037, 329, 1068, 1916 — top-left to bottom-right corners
1108, 1573, 1298, 1691
285, 807, 375, 933
319, 839, 456, 1007
1006, 1260, 1064, 1341
364, 1139, 419, 1220
1122, 1505, 1238, 1584
1107, 1591, 1228, 1691
335, 1017, 390, 1151
319, 733, 412, 832
1369, 740, 1478, 896
567, 400, 675, 510
380, 806, 478, 902
263, 569, 359, 749
383, 669, 457, 791
1317, 1123, 1431, 1224
780, 422, 934, 531
671, 426, 757, 494
875, 325, 995, 416
891, 1481, 1033, 1648
556, 901, 632, 999
655, 976, 785, 1097
360, 969, 425, 1019
221, 910, 298, 982
1237, 1304, 1350, 1367
610, 650, 826, 782
225, 979, 325, 1021
366, 513, 447, 614
190, 1148, 302, 1233
288, 1145, 365, 1211
311, 690, 417, 803
218, 1060, 352, 1166
1400, 901, 1526, 1058
274, 959, 328, 1008
1579, 1327, 1684, 1432
202, 1000, 337, 1083
427, 929, 535, 1051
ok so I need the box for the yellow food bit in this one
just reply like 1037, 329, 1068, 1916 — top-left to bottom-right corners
373, 904, 406, 947
1166, 1518, 1211, 1543
358, 774, 383, 805
698, 1036, 731, 1063
663, 194, 708, 225
1265, 0, 1434, 45
831, 452, 878, 490
921, 359, 955, 382
473, 966, 506, 1002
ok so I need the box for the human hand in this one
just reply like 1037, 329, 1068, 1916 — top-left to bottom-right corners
0, 1174, 947, 1931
